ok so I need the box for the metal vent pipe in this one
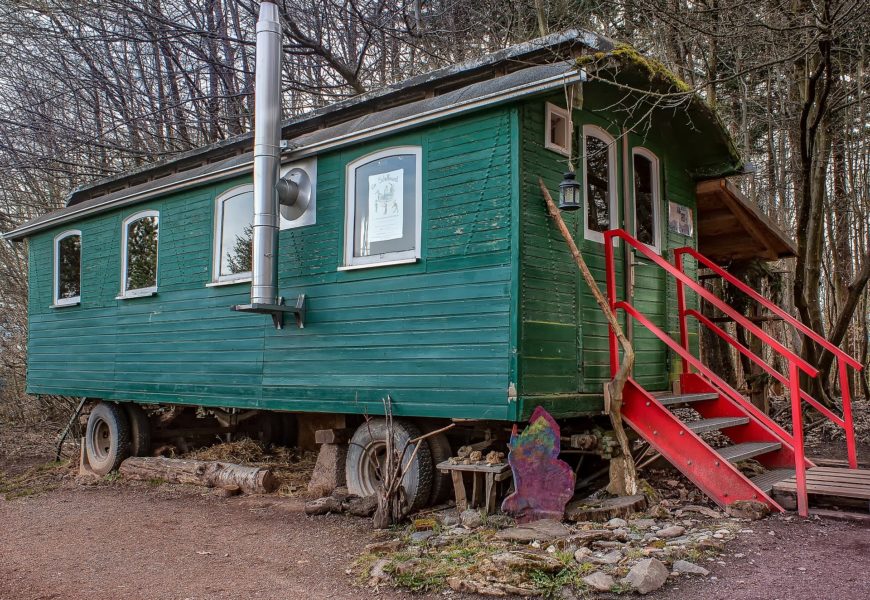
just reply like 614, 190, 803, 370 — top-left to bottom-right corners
251, 0, 282, 306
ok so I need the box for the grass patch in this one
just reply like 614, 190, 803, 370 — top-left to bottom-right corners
529, 567, 583, 598
0, 460, 68, 500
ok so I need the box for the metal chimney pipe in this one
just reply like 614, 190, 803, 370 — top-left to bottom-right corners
251, 0, 282, 306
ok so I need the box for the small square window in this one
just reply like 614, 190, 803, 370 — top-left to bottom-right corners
545, 103, 571, 157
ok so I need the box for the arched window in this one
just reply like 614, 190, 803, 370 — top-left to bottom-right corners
342, 146, 422, 269
582, 125, 618, 243
213, 185, 253, 283
633, 148, 661, 251
53, 230, 81, 306
121, 210, 159, 297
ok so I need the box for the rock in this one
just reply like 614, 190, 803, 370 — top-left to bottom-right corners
345, 495, 378, 517
495, 519, 570, 542
657, 525, 686, 538
727, 500, 770, 521
440, 514, 460, 527
365, 538, 403, 553
567, 529, 615, 546
304, 496, 342, 516
583, 571, 615, 592
574, 547, 593, 562
369, 558, 390, 584
410, 530, 434, 543
490, 551, 564, 572
606, 517, 628, 528
631, 518, 657, 530
565, 495, 647, 522
679, 505, 723, 519
461, 508, 483, 529
622, 558, 669, 594
307, 443, 347, 497
588, 549, 623, 565
392, 558, 422, 575
673, 560, 710, 576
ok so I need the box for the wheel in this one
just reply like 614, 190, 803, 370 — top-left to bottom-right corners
85, 402, 131, 475
125, 403, 151, 457
346, 419, 433, 513
415, 423, 452, 505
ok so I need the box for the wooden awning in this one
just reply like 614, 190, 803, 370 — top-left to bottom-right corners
695, 179, 796, 264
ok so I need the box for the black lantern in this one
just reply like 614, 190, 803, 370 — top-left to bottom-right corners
558, 171, 581, 211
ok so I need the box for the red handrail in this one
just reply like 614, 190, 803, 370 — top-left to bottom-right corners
674, 245, 861, 470
685, 309, 845, 427
674, 246, 863, 370
617, 301, 801, 450
603, 230, 817, 375
601, 228, 860, 517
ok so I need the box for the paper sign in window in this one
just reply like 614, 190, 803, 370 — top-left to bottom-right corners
367, 168, 404, 243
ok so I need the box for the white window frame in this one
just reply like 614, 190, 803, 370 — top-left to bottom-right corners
544, 102, 571, 157
211, 184, 253, 285
119, 209, 159, 299
342, 146, 423, 269
632, 147, 662, 253
53, 229, 81, 307
582, 124, 619, 244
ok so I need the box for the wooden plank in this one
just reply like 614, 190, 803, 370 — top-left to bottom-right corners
807, 467, 870, 478
773, 481, 870, 500
451, 470, 467, 512
809, 508, 870, 523
437, 460, 510, 474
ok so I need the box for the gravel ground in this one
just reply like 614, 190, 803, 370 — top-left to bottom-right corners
1, 481, 867, 600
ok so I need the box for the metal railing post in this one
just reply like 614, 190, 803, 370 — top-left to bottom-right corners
789, 361, 808, 517
839, 360, 858, 469
604, 231, 618, 378
674, 250, 690, 374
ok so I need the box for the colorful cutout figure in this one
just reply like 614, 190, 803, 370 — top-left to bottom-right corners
501, 406, 575, 522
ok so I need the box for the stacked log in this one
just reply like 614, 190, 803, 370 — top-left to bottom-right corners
119, 457, 277, 494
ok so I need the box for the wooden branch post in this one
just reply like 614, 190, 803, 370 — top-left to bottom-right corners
539, 178, 639, 495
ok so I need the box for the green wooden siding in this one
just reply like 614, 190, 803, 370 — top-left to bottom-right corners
25, 94, 705, 423
26, 109, 517, 420
516, 94, 699, 419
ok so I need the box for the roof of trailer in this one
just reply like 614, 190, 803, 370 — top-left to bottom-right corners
4, 30, 746, 242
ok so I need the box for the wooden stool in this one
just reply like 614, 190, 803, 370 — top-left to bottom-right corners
436, 461, 512, 514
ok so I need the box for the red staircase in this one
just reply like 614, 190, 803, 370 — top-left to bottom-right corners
603, 229, 862, 517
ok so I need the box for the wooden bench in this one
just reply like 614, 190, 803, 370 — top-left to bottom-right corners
436, 460, 512, 514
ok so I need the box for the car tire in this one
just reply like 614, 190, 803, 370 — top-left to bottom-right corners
346, 418, 433, 513
124, 403, 151, 457
85, 402, 131, 475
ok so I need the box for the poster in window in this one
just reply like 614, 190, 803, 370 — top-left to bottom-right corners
668, 201, 693, 237
367, 168, 404, 242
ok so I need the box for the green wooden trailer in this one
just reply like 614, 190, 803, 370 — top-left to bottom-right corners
4, 30, 796, 506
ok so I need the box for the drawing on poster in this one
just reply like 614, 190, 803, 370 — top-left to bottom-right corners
368, 169, 404, 242
668, 201, 693, 237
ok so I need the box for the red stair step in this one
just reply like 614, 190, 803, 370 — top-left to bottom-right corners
751, 469, 796, 494
718, 441, 782, 463
686, 416, 750, 434
656, 392, 719, 406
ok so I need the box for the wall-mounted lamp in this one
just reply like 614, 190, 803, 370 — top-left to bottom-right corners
558, 171, 581, 211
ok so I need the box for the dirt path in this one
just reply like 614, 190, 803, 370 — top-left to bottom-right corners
2, 482, 867, 600
0, 484, 439, 600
